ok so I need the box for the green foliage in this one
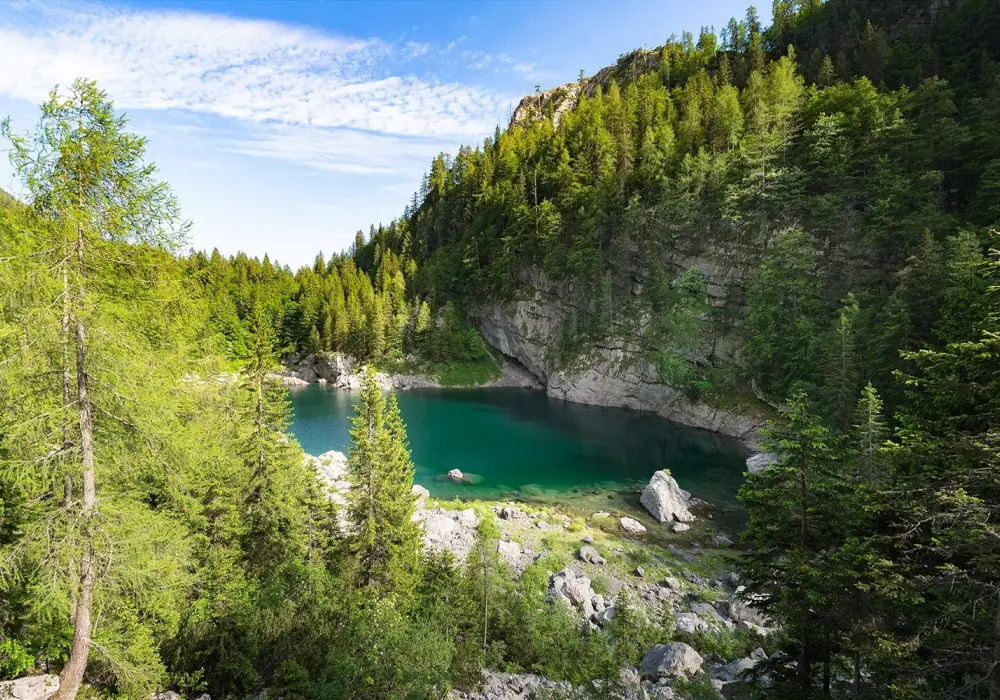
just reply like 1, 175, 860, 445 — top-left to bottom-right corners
0, 638, 34, 679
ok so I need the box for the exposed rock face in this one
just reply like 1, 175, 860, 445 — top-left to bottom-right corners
746, 452, 779, 474
448, 671, 577, 699
639, 642, 704, 680
416, 507, 480, 560
0, 676, 59, 700
639, 471, 695, 523
471, 268, 765, 442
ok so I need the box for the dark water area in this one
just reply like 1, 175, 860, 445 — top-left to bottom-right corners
289, 385, 749, 520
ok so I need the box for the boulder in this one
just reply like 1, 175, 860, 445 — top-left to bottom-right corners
411, 484, 430, 503
497, 539, 522, 564
457, 508, 479, 527
620, 517, 647, 534
713, 534, 734, 548
499, 506, 520, 520
447, 468, 465, 482
690, 601, 733, 628
671, 523, 690, 533
640, 642, 704, 680
746, 452, 778, 474
578, 545, 607, 565
639, 471, 694, 523
674, 612, 710, 635
0, 676, 59, 700
550, 568, 596, 606
594, 605, 618, 626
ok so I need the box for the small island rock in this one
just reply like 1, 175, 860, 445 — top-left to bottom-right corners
639, 470, 695, 523
447, 468, 465, 482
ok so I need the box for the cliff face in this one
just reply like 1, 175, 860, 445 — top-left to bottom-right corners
471, 267, 766, 444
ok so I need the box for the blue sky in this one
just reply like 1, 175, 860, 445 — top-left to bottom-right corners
0, 0, 770, 268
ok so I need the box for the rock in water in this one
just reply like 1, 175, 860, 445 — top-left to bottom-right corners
639, 470, 695, 523
0, 676, 59, 700
620, 517, 647, 534
447, 468, 464, 482
640, 642, 704, 680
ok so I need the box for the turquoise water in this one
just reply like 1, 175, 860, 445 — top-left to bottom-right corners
288, 385, 749, 512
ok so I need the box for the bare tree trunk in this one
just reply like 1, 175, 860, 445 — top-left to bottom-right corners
54, 224, 94, 700
61, 261, 76, 627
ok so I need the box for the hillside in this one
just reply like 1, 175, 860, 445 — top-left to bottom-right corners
352, 0, 1000, 441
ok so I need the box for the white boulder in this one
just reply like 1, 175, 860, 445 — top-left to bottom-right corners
0, 676, 59, 700
447, 468, 465, 482
639, 471, 694, 523
620, 517, 647, 534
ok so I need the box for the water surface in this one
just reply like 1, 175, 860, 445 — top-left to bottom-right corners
289, 385, 748, 514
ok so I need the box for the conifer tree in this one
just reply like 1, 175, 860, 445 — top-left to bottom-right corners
3, 79, 189, 699
346, 368, 421, 597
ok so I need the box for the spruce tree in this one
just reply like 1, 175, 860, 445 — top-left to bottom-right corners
346, 367, 421, 597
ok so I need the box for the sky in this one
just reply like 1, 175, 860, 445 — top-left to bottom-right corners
0, 0, 770, 269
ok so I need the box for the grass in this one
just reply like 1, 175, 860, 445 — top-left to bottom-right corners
433, 357, 501, 386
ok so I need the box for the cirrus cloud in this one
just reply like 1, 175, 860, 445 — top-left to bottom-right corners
0, 0, 514, 141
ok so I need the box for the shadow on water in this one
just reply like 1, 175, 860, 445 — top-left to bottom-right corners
288, 385, 750, 527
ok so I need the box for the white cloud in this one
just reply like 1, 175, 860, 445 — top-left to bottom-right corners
0, 0, 511, 140
226, 124, 451, 177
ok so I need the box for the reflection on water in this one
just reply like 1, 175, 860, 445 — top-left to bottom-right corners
288, 385, 748, 515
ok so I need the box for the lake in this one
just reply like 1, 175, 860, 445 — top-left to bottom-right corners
288, 385, 750, 516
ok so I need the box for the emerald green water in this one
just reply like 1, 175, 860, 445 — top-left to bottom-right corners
289, 385, 749, 514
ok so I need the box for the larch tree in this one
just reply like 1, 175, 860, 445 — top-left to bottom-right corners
2, 79, 188, 699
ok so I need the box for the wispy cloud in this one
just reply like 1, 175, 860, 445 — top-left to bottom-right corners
0, 0, 514, 143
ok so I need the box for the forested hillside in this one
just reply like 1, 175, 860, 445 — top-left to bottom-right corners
353, 0, 1000, 426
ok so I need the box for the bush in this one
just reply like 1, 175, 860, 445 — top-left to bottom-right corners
0, 637, 33, 679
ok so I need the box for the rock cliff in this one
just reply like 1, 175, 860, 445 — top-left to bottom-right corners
471, 268, 765, 443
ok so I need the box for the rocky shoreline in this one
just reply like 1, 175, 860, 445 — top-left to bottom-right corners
275, 351, 541, 392
309, 451, 773, 700
469, 268, 769, 445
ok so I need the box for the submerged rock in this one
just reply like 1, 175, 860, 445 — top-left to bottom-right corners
639, 470, 694, 523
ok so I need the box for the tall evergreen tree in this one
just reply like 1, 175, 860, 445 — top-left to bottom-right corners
346, 368, 421, 597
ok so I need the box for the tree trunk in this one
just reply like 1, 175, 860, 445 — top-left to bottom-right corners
990, 587, 1000, 700
53, 225, 94, 700
853, 649, 861, 700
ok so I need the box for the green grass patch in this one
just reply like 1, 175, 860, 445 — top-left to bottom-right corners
433, 357, 501, 386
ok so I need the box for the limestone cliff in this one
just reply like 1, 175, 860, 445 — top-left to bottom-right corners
471, 267, 766, 443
